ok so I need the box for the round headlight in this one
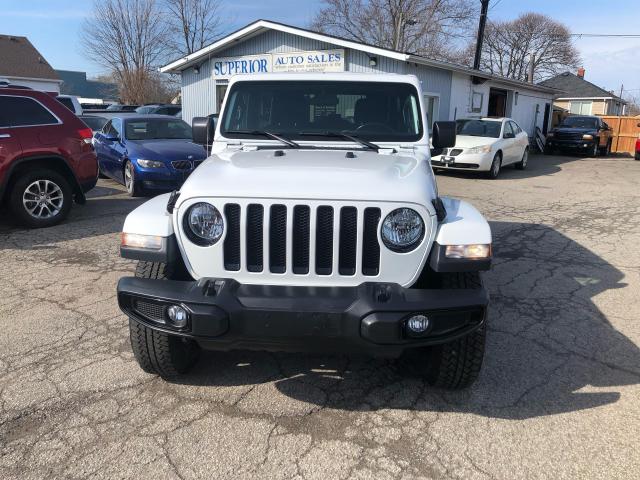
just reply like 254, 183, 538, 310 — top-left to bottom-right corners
184, 202, 224, 246
381, 208, 424, 252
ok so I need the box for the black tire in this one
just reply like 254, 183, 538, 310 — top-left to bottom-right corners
543, 145, 554, 155
486, 153, 502, 179
124, 160, 143, 197
515, 147, 529, 170
589, 140, 599, 158
128, 261, 199, 378
8, 168, 73, 228
401, 272, 486, 389
600, 140, 611, 156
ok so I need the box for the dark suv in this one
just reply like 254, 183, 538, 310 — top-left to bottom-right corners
0, 87, 98, 228
545, 115, 613, 157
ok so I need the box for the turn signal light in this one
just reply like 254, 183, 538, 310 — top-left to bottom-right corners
445, 244, 491, 259
121, 233, 163, 250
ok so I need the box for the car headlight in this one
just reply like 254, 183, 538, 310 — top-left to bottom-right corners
466, 145, 492, 154
137, 159, 164, 168
381, 208, 424, 252
582, 134, 594, 140
183, 203, 224, 246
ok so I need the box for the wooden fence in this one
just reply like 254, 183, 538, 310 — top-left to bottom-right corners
599, 116, 640, 155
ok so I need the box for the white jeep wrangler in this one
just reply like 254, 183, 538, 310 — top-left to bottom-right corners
117, 73, 492, 389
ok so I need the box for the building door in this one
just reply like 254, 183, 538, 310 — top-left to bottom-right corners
542, 103, 551, 134
423, 94, 439, 132
488, 88, 508, 117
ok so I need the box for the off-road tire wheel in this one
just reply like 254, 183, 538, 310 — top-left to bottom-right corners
129, 261, 199, 378
600, 140, 611, 156
515, 147, 529, 170
401, 272, 486, 390
8, 168, 73, 228
486, 153, 502, 179
589, 140, 599, 158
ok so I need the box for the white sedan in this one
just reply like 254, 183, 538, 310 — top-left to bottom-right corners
431, 117, 530, 179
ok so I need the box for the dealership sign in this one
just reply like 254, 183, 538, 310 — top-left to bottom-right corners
212, 50, 344, 78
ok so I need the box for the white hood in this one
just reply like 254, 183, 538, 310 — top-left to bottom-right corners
454, 135, 497, 148
178, 148, 436, 207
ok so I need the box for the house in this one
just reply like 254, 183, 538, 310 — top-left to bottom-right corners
539, 69, 626, 116
160, 19, 557, 138
56, 70, 118, 104
0, 34, 62, 93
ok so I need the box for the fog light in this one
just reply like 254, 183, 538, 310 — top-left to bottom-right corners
166, 305, 188, 328
406, 314, 430, 334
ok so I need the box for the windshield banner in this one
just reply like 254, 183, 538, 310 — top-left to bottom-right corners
212, 50, 344, 78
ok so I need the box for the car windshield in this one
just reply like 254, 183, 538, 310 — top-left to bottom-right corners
559, 116, 598, 129
135, 105, 155, 114
455, 119, 502, 138
81, 116, 108, 131
125, 118, 192, 140
220, 81, 423, 142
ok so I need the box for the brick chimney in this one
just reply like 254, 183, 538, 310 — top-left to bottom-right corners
577, 67, 585, 79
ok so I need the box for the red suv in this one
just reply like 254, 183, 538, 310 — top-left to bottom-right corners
0, 86, 98, 228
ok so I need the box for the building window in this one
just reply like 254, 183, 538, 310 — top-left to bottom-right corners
471, 91, 483, 113
569, 100, 592, 115
216, 81, 229, 113
423, 94, 440, 130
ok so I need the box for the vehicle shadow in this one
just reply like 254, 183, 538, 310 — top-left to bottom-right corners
0, 180, 144, 249
173, 221, 639, 419
436, 153, 581, 180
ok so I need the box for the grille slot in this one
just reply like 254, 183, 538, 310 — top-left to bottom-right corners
223, 204, 240, 271
246, 204, 264, 272
171, 160, 192, 170
134, 299, 165, 322
269, 205, 287, 273
315, 206, 334, 275
338, 207, 357, 275
292, 205, 310, 274
362, 208, 381, 276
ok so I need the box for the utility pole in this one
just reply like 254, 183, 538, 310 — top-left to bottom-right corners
473, 0, 490, 70
528, 54, 536, 83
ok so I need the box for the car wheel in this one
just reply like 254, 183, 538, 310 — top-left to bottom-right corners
589, 140, 599, 158
515, 148, 528, 170
129, 261, 199, 378
486, 153, 502, 179
399, 272, 485, 389
124, 160, 143, 197
8, 169, 73, 228
600, 140, 612, 156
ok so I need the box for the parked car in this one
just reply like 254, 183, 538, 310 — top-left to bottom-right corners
636, 137, 640, 161
545, 115, 613, 157
116, 73, 492, 390
135, 104, 182, 116
56, 95, 83, 116
93, 115, 206, 196
0, 86, 98, 228
106, 104, 139, 111
79, 114, 108, 134
431, 117, 529, 179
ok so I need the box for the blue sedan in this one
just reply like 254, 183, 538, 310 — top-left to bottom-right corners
94, 115, 207, 196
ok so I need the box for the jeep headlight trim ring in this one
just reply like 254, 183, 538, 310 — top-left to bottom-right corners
381, 208, 424, 252
183, 202, 224, 246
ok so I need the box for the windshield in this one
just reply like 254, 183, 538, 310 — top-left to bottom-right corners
220, 81, 423, 142
125, 118, 192, 140
559, 116, 598, 129
455, 119, 502, 138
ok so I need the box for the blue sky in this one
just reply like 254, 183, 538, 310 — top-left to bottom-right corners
1, 0, 638, 97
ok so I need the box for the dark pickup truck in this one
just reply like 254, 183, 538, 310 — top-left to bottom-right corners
545, 115, 613, 157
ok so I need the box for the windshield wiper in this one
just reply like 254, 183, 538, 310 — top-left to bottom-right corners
300, 131, 380, 151
225, 130, 300, 148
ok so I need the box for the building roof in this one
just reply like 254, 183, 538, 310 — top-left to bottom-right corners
539, 72, 626, 102
160, 19, 557, 95
56, 70, 118, 100
0, 34, 60, 81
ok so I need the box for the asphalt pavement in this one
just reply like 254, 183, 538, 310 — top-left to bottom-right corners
1, 153, 639, 479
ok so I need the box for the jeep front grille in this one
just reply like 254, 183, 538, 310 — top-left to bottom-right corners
222, 203, 381, 277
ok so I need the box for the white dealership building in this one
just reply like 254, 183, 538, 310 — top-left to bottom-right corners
161, 19, 557, 140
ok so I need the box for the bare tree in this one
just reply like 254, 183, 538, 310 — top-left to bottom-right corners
474, 13, 580, 82
311, 0, 477, 61
164, 0, 226, 55
81, 0, 171, 104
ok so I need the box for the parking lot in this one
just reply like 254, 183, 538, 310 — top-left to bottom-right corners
0, 153, 639, 479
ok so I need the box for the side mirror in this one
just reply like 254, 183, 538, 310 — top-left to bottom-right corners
432, 121, 456, 149
192, 115, 217, 147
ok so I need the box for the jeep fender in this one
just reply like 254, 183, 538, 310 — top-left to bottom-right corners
428, 196, 492, 272
120, 193, 178, 263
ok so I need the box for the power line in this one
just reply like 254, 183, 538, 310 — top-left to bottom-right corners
569, 33, 640, 38
488, 0, 504, 11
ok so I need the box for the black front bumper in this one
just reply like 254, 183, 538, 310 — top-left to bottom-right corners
117, 278, 488, 357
